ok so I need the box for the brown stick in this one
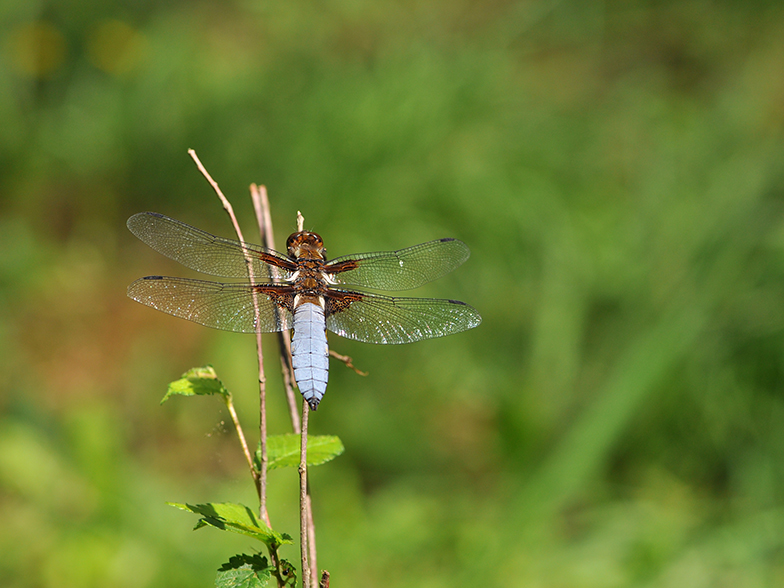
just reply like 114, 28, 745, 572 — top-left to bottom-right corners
293, 210, 319, 586
188, 149, 262, 502
251, 184, 301, 431
329, 350, 368, 376
299, 402, 311, 588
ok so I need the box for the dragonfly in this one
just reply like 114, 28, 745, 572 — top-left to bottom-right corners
127, 212, 481, 409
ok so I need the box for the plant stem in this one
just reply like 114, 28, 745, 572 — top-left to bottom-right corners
328, 349, 368, 376
249, 184, 277, 525
190, 151, 272, 518
300, 402, 311, 588
224, 394, 260, 495
252, 184, 301, 430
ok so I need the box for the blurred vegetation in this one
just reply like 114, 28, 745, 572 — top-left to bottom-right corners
2, 0, 784, 586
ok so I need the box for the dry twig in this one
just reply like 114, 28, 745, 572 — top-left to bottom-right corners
188, 149, 261, 502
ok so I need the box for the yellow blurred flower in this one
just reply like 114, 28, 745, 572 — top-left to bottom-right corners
5, 21, 67, 78
85, 19, 147, 76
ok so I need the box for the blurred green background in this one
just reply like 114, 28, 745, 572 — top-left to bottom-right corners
2, 1, 784, 586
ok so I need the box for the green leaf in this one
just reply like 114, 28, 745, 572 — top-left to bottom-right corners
215, 554, 273, 588
277, 560, 297, 587
257, 434, 345, 470
162, 365, 229, 404
167, 502, 293, 549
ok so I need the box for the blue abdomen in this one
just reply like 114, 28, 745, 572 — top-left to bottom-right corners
291, 302, 329, 409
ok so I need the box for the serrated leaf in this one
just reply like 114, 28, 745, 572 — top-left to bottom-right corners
277, 560, 297, 587
256, 434, 345, 470
215, 553, 273, 588
215, 566, 269, 588
168, 502, 292, 549
162, 365, 229, 403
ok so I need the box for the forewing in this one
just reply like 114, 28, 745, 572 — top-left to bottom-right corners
325, 291, 481, 344
127, 212, 294, 280
128, 276, 293, 333
327, 238, 470, 291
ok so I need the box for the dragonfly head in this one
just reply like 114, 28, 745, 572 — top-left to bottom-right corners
286, 231, 326, 261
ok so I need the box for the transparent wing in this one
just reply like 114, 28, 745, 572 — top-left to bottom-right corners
327, 238, 470, 291
325, 291, 481, 344
127, 212, 294, 280
127, 276, 293, 333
